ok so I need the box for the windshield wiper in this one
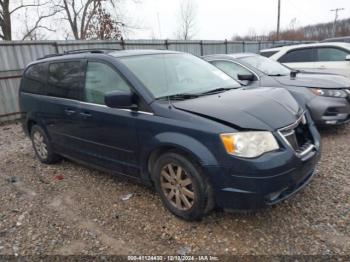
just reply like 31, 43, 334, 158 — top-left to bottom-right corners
268, 73, 288, 77
156, 93, 200, 101
198, 87, 237, 95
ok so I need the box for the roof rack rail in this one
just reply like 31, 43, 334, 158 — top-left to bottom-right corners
63, 48, 121, 54
37, 53, 64, 60
37, 48, 121, 60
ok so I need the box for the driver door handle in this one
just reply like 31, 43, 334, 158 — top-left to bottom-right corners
64, 109, 76, 116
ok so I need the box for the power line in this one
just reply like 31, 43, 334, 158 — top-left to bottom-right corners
330, 8, 345, 37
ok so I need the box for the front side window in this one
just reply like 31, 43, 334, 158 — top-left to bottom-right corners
48, 61, 83, 100
117, 53, 240, 99
85, 62, 131, 105
240, 55, 290, 76
211, 60, 253, 80
278, 48, 316, 63
22, 63, 47, 95
317, 48, 349, 62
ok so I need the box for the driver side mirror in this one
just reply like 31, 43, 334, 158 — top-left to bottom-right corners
238, 74, 255, 81
104, 90, 137, 110
345, 55, 350, 61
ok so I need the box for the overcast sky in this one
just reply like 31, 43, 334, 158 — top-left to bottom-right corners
125, 0, 350, 40
11, 0, 350, 40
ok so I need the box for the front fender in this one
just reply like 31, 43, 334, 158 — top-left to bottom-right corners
140, 132, 219, 180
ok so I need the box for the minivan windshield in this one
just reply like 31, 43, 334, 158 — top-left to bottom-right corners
240, 55, 291, 76
118, 53, 240, 99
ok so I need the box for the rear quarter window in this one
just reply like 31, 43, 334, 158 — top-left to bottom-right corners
21, 63, 47, 95
260, 51, 278, 57
47, 61, 84, 100
317, 47, 349, 61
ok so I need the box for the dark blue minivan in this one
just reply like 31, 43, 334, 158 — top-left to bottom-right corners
19, 50, 321, 220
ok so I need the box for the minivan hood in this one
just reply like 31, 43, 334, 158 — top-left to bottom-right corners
172, 87, 301, 131
273, 73, 350, 89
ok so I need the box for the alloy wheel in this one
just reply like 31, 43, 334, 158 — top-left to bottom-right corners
160, 163, 195, 211
33, 131, 48, 159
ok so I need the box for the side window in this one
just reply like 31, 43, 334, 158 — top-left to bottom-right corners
317, 48, 349, 62
211, 60, 253, 80
48, 61, 83, 100
278, 48, 316, 63
85, 62, 131, 105
21, 63, 47, 95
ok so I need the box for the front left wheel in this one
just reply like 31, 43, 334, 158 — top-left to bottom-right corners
153, 151, 214, 221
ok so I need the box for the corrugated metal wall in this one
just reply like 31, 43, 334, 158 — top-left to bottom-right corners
0, 39, 313, 123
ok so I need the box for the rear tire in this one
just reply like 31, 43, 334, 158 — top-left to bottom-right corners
30, 125, 61, 164
153, 151, 214, 221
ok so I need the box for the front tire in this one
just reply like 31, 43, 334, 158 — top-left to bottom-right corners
153, 152, 214, 221
30, 125, 61, 164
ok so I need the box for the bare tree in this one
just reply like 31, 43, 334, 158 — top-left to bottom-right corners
0, 0, 55, 40
85, 2, 124, 40
53, 0, 102, 40
175, 0, 198, 40
21, 6, 60, 40
54, 0, 139, 40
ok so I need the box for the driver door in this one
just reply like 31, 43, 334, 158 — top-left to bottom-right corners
77, 61, 140, 177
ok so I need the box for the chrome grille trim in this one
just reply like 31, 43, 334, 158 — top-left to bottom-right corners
277, 113, 314, 157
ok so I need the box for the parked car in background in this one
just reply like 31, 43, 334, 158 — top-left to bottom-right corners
322, 36, 350, 43
203, 53, 350, 125
259, 42, 350, 79
19, 49, 321, 220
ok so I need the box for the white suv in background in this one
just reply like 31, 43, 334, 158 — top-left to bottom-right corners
260, 42, 350, 79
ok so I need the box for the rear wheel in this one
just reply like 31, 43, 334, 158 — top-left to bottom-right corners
30, 125, 61, 164
153, 152, 214, 221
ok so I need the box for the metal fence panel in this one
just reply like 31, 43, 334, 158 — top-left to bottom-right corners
0, 41, 56, 71
227, 42, 244, 53
244, 42, 260, 53
124, 40, 166, 50
0, 77, 21, 122
168, 40, 202, 56
57, 40, 123, 53
202, 41, 226, 55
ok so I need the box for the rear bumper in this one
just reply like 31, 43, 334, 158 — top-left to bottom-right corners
307, 96, 350, 125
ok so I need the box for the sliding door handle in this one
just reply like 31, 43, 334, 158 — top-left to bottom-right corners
80, 112, 92, 118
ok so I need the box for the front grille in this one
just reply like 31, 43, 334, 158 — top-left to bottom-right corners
278, 114, 314, 156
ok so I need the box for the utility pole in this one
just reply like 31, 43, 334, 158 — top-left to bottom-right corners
157, 12, 162, 39
331, 8, 344, 37
276, 0, 281, 40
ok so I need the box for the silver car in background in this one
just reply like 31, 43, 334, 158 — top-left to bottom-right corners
203, 53, 350, 126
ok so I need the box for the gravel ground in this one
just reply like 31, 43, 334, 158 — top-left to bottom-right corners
0, 122, 349, 256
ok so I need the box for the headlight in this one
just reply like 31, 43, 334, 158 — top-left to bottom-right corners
311, 88, 348, 98
220, 132, 279, 158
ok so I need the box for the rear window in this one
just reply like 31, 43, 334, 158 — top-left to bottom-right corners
259, 51, 278, 57
47, 61, 83, 100
21, 63, 47, 95
278, 48, 316, 63
316, 47, 349, 61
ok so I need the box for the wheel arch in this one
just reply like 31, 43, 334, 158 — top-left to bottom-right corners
140, 132, 219, 183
